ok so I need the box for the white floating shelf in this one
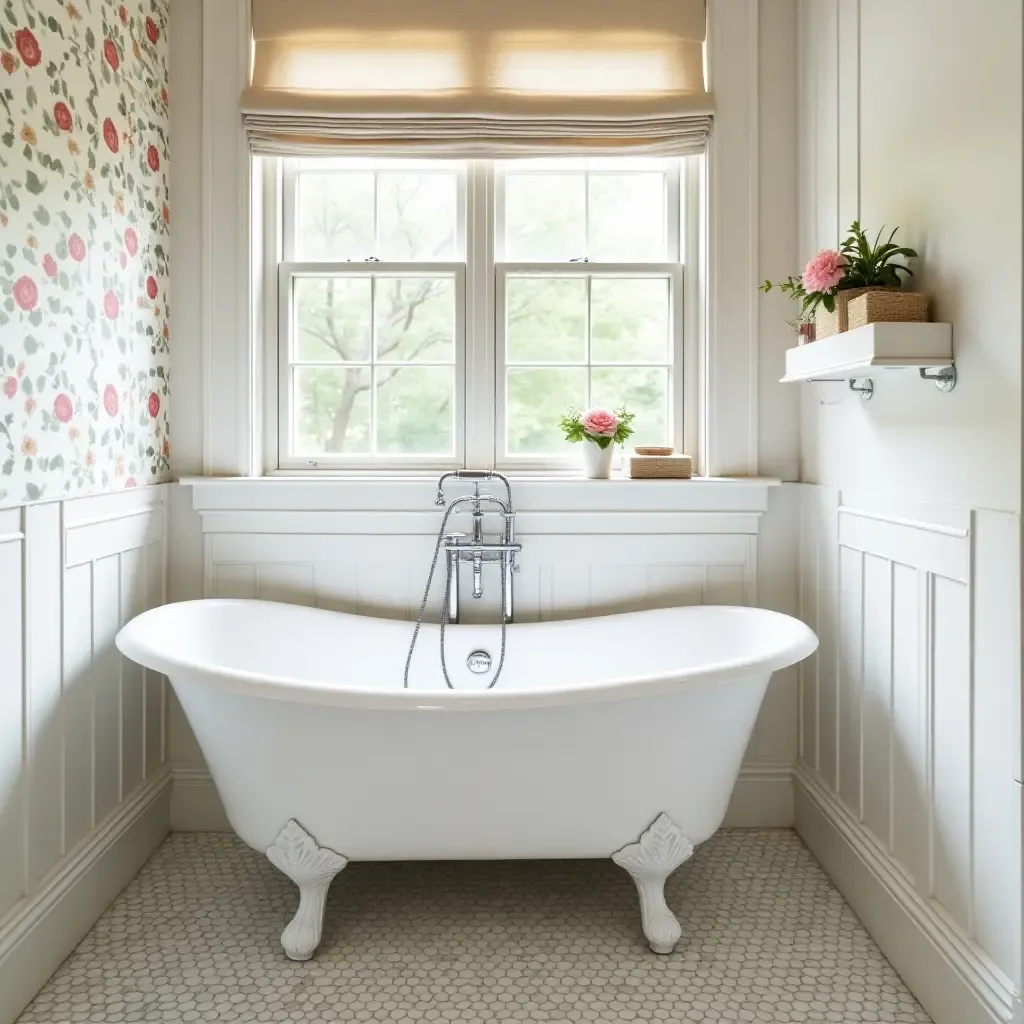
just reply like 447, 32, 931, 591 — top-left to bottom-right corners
781, 322, 953, 383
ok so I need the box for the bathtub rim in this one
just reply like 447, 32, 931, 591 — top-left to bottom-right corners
117, 599, 817, 712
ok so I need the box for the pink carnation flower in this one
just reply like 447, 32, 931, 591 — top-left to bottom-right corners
803, 249, 846, 294
581, 407, 619, 438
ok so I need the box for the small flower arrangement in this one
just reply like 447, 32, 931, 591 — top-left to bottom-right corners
761, 221, 919, 318
560, 406, 636, 450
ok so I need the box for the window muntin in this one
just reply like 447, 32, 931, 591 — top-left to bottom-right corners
497, 267, 678, 455
285, 270, 462, 458
501, 159, 671, 263
275, 156, 685, 470
292, 161, 461, 263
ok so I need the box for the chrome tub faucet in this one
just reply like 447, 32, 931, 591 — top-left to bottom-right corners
434, 471, 520, 623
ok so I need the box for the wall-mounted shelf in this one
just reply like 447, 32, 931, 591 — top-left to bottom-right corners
781, 322, 953, 384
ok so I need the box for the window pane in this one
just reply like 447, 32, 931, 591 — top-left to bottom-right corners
294, 277, 371, 362
590, 279, 670, 363
590, 367, 669, 447
588, 174, 667, 261
505, 173, 585, 261
374, 277, 455, 364
297, 173, 374, 261
377, 173, 458, 261
375, 367, 454, 454
506, 278, 586, 363
294, 366, 370, 454
506, 368, 586, 454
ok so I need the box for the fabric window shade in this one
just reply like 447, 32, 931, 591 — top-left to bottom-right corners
243, 0, 711, 157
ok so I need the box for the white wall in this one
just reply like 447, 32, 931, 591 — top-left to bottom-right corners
794, 3, 1022, 1023
798, 0, 1021, 512
0, 487, 172, 1024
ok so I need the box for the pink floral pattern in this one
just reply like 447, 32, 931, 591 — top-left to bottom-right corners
0, 0, 170, 507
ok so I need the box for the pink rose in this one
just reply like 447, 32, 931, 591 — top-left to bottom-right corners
147, 391, 160, 417
15, 28, 41, 68
103, 38, 119, 71
104, 290, 119, 319
124, 477, 136, 488
13, 275, 37, 310
124, 226, 137, 256
803, 249, 846, 294
53, 392, 73, 422
68, 233, 86, 261
581, 407, 619, 438
145, 17, 158, 43
147, 145, 160, 172
146, 275, 158, 299
103, 117, 118, 154
3, 377, 17, 398
42, 254, 57, 277
103, 383, 118, 416
53, 101, 72, 131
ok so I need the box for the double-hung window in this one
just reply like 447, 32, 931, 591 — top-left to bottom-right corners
496, 159, 683, 464
278, 159, 466, 468
273, 156, 693, 471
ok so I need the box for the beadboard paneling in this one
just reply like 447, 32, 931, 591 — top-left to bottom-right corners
207, 531, 759, 625
0, 508, 25, 923
797, 483, 1020, 1018
0, 488, 169, 928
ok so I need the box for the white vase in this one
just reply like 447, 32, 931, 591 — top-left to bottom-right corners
582, 439, 615, 479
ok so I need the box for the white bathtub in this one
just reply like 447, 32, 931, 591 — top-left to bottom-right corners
117, 599, 816, 959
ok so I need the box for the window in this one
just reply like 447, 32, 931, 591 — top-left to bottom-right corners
271, 156, 695, 471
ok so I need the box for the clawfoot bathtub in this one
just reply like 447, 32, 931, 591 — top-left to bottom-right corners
117, 600, 816, 959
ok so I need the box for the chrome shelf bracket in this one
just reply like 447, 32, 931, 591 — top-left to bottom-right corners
848, 378, 874, 400
919, 364, 957, 393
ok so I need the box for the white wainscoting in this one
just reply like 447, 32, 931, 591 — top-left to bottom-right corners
169, 477, 797, 831
0, 486, 172, 1024
795, 484, 1021, 1024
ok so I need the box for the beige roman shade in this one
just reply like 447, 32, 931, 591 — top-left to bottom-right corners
243, 0, 711, 156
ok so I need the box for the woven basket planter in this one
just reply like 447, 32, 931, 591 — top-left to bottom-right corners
814, 287, 896, 339
847, 290, 929, 331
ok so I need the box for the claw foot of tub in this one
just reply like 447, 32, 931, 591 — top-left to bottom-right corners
267, 819, 348, 961
612, 813, 694, 954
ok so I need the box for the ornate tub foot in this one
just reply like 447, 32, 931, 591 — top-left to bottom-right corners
266, 819, 348, 961
612, 813, 695, 954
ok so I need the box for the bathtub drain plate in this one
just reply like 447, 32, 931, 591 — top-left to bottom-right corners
466, 650, 492, 674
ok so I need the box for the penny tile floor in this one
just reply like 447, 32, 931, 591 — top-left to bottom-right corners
17, 829, 932, 1022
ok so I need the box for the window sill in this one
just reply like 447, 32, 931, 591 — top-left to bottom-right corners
180, 473, 780, 518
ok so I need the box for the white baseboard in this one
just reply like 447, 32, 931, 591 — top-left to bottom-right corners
170, 762, 795, 833
170, 766, 231, 831
724, 764, 794, 827
0, 769, 172, 1024
794, 764, 1019, 1024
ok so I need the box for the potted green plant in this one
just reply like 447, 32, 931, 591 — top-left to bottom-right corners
761, 221, 925, 339
560, 406, 636, 479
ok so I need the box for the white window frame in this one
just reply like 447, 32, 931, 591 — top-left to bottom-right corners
263, 155, 702, 474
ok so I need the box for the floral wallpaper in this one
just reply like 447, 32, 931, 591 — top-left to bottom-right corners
0, 0, 169, 507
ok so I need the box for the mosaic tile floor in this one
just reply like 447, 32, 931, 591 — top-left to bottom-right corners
18, 830, 931, 1023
